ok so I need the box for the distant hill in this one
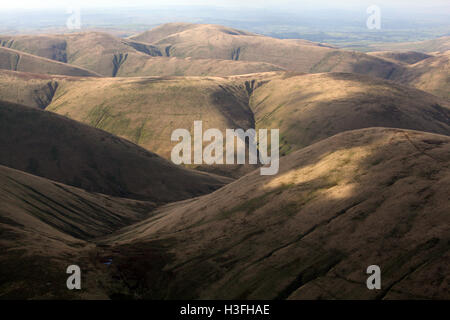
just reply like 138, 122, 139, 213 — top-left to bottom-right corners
390, 51, 450, 100
368, 51, 432, 65
0, 47, 100, 77
0, 100, 230, 202
2, 25, 448, 93
2, 25, 449, 96
130, 23, 400, 79
0, 31, 283, 77
0, 32, 161, 76
366, 36, 450, 53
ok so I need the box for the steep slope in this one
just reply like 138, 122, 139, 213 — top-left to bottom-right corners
98, 128, 450, 300
250, 72, 450, 155
0, 47, 100, 77
131, 23, 400, 79
0, 100, 229, 202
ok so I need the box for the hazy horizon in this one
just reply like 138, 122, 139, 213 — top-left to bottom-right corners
0, 0, 448, 47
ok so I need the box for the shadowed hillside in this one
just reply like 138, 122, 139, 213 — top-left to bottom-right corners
97, 128, 450, 299
0, 164, 157, 299
0, 100, 230, 202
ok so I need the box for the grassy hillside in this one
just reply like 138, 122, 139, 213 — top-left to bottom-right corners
98, 128, 450, 299
0, 100, 229, 202
0, 47, 100, 77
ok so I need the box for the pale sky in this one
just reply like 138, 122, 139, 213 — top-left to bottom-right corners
0, 0, 449, 10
